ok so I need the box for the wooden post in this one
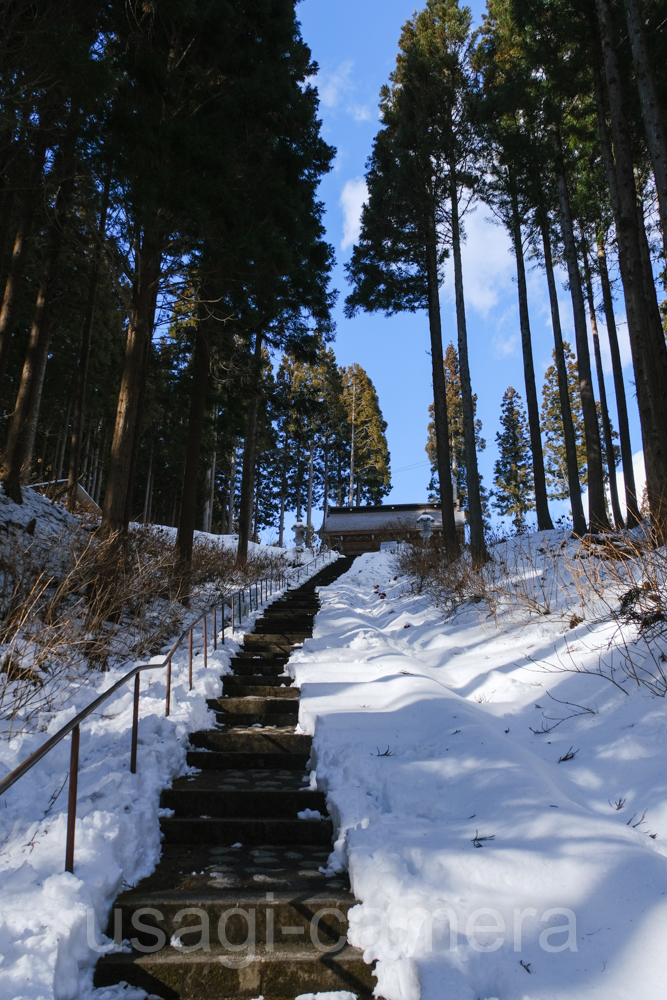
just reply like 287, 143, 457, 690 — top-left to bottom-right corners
166, 659, 172, 716
65, 724, 80, 874
130, 673, 140, 774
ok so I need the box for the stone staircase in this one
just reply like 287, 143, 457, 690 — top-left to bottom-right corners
94, 554, 377, 1000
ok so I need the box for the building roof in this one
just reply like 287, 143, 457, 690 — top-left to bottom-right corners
321, 502, 464, 534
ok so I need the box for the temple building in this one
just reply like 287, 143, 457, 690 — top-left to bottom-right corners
319, 502, 465, 557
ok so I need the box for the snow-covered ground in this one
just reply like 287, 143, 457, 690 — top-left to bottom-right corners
291, 538, 667, 1000
0, 490, 332, 1000
5, 509, 667, 1000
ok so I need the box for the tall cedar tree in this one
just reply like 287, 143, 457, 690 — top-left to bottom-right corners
426, 343, 489, 523
493, 386, 534, 532
344, 10, 462, 557
341, 363, 391, 506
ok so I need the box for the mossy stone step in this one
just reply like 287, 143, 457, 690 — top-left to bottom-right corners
160, 815, 333, 846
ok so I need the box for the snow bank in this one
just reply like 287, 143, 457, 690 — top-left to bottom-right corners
290, 541, 667, 1000
0, 521, 333, 1000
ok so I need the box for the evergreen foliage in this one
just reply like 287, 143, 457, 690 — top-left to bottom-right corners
426, 343, 489, 524
493, 386, 535, 532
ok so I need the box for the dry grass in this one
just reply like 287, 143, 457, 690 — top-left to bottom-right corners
0, 523, 291, 735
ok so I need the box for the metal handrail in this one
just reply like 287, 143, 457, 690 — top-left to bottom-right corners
0, 548, 333, 872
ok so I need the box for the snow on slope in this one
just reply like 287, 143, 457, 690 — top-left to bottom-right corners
0, 501, 332, 1000
290, 541, 667, 1000
0, 619, 226, 1000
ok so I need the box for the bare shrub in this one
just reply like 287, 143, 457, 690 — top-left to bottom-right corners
0, 521, 293, 735
394, 536, 486, 616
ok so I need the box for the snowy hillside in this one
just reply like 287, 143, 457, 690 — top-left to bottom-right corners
291, 539, 667, 1000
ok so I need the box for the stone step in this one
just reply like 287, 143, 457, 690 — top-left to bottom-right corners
106, 853, 356, 948
229, 662, 289, 677
161, 789, 325, 820
160, 815, 333, 846
232, 650, 290, 662
244, 633, 310, 644
262, 604, 319, 612
210, 697, 299, 715
236, 642, 300, 655
94, 943, 374, 998
161, 774, 325, 819
189, 729, 311, 754
187, 750, 311, 770
213, 712, 298, 728
222, 675, 295, 689
104, 845, 348, 944
221, 684, 299, 699
253, 623, 314, 633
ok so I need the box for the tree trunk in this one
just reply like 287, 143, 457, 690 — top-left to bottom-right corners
227, 444, 236, 534
508, 174, 554, 532
552, 131, 610, 532
597, 234, 641, 525
594, 0, 667, 539
622, 0, 667, 259
537, 205, 587, 534
0, 133, 48, 393
323, 439, 329, 521
143, 438, 154, 523
1, 165, 73, 501
348, 382, 355, 508
306, 438, 314, 537
99, 226, 161, 539
278, 433, 288, 546
67, 172, 110, 510
176, 326, 211, 565
425, 213, 459, 556
582, 244, 624, 529
278, 490, 286, 547
203, 448, 216, 533
236, 332, 262, 566
449, 171, 488, 565
55, 399, 72, 483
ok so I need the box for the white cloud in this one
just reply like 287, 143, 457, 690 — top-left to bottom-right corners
340, 177, 368, 250
350, 103, 373, 122
453, 209, 515, 316
492, 331, 520, 358
316, 60, 354, 109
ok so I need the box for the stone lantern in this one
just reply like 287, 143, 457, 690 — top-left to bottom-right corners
416, 513, 435, 545
292, 521, 307, 550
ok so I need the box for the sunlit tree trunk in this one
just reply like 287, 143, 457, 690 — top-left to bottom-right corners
552, 130, 609, 531
596, 235, 640, 525
425, 209, 459, 556
508, 174, 554, 532
449, 169, 488, 564
582, 244, 624, 528
537, 204, 587, 534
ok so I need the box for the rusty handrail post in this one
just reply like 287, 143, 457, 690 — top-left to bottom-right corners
203, 616, 208, 669
213, 607, 217, 651
65, 723, 80, 873
130, 673, 140, 774
231, 596, 234, 633
188, 629, 193, 690
165, 659, 172, 716
221, 602, 225, 644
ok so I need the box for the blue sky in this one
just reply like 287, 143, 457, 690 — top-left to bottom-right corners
292, 0, 641, 525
